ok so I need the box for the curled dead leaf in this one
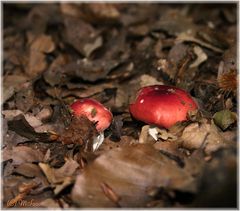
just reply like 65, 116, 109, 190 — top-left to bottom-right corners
180, 120, 233, 154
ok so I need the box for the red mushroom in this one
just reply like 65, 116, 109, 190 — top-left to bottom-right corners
70, 98, 113, 150
129, 85, 198, 129
70, 98, 113, 132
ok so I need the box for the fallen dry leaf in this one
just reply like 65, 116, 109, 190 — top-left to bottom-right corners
3, 74, 29, 102
61, 3, 120, 24
180, 119, 234, 154
25, 33, 55, 77
3, 146, 44, 165
26, 50, 47, 77
39, 158, 79, 195
3, 110, 42, 128
154, 141, 183, 161
26, 4, 61, 34
29, 34, 55, 53
7, 114, 50, 142
15, 84, 35, 112
3, 128, 30, 148
63, 16, 102, 57
62, 59, 120, 82
80, 3, 120, 23
153, 9, 196, 36
176, 31, 224, 53
71, 144, 198, 207
39, 158, 79, 184
43, 54, 69, 87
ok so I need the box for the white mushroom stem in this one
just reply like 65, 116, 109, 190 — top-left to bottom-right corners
148, 126, 159, 141
93, 132, 105, 151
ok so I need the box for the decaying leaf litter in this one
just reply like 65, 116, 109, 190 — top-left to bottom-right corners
2, 3, 237, 208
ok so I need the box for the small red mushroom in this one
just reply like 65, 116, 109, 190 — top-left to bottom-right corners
70, 98, 113, 132
70, 98, 113, 151
129, 85, 198, 129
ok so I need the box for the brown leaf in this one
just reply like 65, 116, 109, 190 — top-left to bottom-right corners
46, 83, 114, 99
219, 45, 237, 76
39, 158, 79, 184
39, 158, 79, 195
152, 9, 195, 36
13, 163, 49, 189
60, 3, 81, 18
155, 43, 190, 81
80, 3, 120, 23
35, 106, 53, 122
3, 110, 42, 128
106, 62, 134, 80
25, 33, 55, 77
154, 141, 182, 160
29, 34, 55, 53
71, 144, 198, 207
43, 54, 70, 86
176, 31, 224, 53
180, 119, 235, 154
15, 84, 35, 112
3, 129, 30, 148
63, 16, 102, 57
11, 162, 50, 193
7, 114, 50, 142
3, 74, 29, 103
120, 4, 156, 26
3, 146, 44, 165
63, 59, 119, 82
26, 4, 61, 34
220, 130, 237, 142
26, 50, 47, 77
13, 163, 42, 178
61, 3, 120, 24
128, 24, 150, 37
168, 43, 189, 66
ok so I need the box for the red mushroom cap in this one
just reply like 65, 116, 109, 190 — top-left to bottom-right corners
70, 98, 113, 132
129, 85, 198, 128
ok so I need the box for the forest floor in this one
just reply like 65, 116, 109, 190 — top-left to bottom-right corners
2, 3, 238, 208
